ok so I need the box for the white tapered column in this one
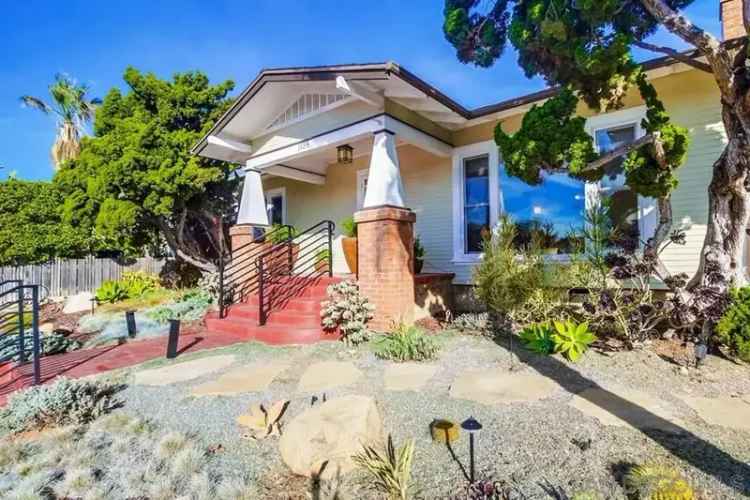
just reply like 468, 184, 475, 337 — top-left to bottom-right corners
363, 130, 406, 208
237, 168, 269, 226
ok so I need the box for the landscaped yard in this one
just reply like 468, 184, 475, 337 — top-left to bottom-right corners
2, 330, 749, 499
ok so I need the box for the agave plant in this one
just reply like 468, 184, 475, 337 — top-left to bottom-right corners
352, 435, 416, 500
20, 73, 101, 169
552, 320, 597, 362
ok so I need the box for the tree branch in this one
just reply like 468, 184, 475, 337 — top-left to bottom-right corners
639, 0, 734, 97
638, 0, 721, 56
581, 133, 657, 173
632, 41, 712, 73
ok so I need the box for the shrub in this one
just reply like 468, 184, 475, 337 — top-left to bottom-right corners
519, 322, 556, 355
473, 216, 575, 326
552, 320, 596, 362
340, 216, 357, 237
267, 223, 298, 244
0, 332, 81, 362
95, 280, 128, 304
624, 462, 695, 500
450, 312, 491, 336
122, 271, 160, 298
0, 377, 120, 434
716, 287, 750, 362
352, 434, 415, 500
321, 281, 374, 345
413, 236, 425, 260
146, 288, 213, 324
373, 324, 439, 362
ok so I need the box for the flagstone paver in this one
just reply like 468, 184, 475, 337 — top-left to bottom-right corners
569, 386, 684, 431
449, 368, 560, 405
190, 362, 290, 396
384, 363, 438, 391
133, 355, 237, 386
680, 395, 750, 431
297, 361, 363, 393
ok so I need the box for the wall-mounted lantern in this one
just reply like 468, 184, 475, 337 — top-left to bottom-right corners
337, 144, 354, 164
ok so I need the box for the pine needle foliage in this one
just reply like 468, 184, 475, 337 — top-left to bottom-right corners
352, 435, 416, 500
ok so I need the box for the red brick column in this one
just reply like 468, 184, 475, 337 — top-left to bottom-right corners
229, 224, 256, 251
354, 206, 416, 331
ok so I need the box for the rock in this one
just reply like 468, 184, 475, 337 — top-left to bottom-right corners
278, 395, 383, 478
191, 363, 290, 396
678, 366, 689, 376
383, 363, 438, 391
680, 395, 750, 431
449, 368, 560, 405
133, 355, 237, 386
39, 323, 55, 334
297, 361, 363, 393
63, 292, 94, 315
569, 386, 684, 432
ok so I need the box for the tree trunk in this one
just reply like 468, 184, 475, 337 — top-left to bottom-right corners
689, 107, 750, 289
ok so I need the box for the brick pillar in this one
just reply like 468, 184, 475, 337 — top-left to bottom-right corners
721, 0, 746, 40
354, 206, 416, 331
229, 224, 256, 251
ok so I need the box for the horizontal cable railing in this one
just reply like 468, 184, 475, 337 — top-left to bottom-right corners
0, 281, 42, 385
256, 220, 334, 325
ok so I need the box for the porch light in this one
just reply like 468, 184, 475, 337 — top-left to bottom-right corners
337, 144, 354, 164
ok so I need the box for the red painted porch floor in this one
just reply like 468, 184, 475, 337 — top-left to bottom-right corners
0, 327, 249, 405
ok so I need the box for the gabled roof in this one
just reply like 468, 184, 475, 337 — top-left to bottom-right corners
193, 52, 705, 159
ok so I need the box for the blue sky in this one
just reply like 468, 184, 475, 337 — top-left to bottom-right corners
0, 0, 720, 180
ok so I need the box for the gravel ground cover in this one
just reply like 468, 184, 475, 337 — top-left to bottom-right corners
4, 333, 750, 499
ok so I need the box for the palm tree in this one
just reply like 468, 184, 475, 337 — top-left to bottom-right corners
20, 74, 101, 169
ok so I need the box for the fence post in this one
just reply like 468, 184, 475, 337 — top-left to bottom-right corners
17, 285, 26, 363
31, 286, 40, 386
166, 319, 180, 359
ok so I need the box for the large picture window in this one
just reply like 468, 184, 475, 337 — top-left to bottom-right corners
499, 169, 585, 254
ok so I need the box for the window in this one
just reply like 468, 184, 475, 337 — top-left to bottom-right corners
357, 169, 369, 209
499, 168, 585, 254
594, 125, 640, 241
464, 155, 491, 253
265, 187, 286, 225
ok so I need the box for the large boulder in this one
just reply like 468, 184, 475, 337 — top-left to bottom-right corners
279, 395, 383, 478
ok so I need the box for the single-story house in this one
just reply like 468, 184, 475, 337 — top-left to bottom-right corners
196, 3, 740, 336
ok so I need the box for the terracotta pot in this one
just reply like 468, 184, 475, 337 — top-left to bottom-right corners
414, 259, 424, 274
342, 237, 358, 275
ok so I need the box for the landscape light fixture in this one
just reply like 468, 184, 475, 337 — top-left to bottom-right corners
337, 144, 353, 164
461, 416, 483, 484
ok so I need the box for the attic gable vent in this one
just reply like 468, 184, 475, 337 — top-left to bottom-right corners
266, 93, 350, 131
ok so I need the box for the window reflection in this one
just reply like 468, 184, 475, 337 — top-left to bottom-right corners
499, 169, 586, 254
595, 125, 640, 242
464, 155, 490, 253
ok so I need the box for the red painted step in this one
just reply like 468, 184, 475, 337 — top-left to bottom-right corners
204, 275, 342, 345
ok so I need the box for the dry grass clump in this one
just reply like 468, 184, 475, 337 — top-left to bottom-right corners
0, 412, 256, 500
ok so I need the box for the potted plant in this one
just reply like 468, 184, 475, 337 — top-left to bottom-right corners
414, 235, 425, 274
315, 248, 330, 273
341, 216, 358, 275
266, 224, 299, 273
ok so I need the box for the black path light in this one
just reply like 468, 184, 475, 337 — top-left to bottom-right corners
125, 311, 137, 339
461, 416, 483, 484
166, 319, 181, 359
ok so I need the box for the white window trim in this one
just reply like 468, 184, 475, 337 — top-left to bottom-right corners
585, 105, 657, 245
356, 168, 369, 209
451, 140, 500, 263
265, 187, 287, 225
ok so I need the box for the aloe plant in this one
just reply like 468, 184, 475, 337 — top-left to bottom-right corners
519, 322, 556, 355
552, 320, 596, 362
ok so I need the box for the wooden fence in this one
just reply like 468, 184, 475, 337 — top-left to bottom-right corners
0, 257, 164, 299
